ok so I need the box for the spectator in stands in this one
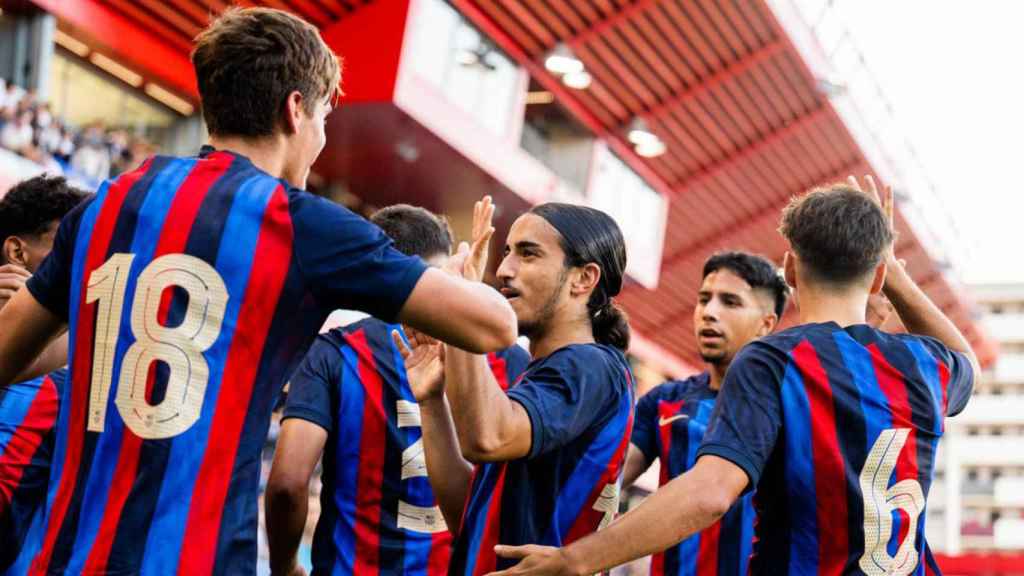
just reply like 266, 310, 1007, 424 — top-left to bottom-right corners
70, 123, 111, 181
1, 111, 34, 154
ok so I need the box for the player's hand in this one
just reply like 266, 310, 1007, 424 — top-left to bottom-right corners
0, 263, 31, 311
488, 545, 577, 576
444, 241, 471, 279
847, 175, 897, 265
393, 328, 445, 401
465, 195, 496, 282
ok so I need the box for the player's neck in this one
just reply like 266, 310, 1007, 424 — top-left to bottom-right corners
207, 135, 289, 182
796, 285, 868, 328
528, 316, 595, 360
706, 363, 726, 391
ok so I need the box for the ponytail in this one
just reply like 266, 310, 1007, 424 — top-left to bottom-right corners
590, 299, 630, 351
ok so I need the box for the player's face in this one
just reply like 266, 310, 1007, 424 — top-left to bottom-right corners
496, 214, 570, 338
693, 269, 773, 367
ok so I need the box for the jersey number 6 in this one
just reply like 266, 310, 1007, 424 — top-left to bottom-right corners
86, 253, 228, 439
858, 428, 925, 576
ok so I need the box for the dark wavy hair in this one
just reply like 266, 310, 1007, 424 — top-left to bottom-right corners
531, 203, 630, 350
703, 251, 789, 318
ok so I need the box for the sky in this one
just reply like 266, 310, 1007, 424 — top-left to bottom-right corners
820, 1, 1024, 285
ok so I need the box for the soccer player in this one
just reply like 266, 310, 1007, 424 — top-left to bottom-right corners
0, 8, 515, 575
491, 176, 978, 576
623, 251, 788, 576
265, 202, 531, 576
0, 175, 85, 574
399, 202, 635, 575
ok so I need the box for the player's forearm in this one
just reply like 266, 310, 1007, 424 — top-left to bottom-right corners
883, 261, 980, 374
265, 482, 308, 575
561, 469, 731, 575
0, 290, 63, 387
444, 346, 522, 461
13, 331, 68, 383
419, 395, 473, 534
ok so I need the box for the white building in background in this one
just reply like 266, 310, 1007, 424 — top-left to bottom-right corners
928, 284, 1024, 553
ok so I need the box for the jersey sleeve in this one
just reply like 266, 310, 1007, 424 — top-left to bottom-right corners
289, 192, 428, 322
630, 387, 662, 465
919, 337, 975, 417
25, 196, 92, 320
282, 334, 341, 433
491, 344, 531, 390
697, 342, 786, 490
506, 346, 621, 459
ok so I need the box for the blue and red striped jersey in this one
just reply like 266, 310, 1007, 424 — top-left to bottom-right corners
0, 369, 65, 575
283, 318, 531, 575
631, 373, 754, 576
23, 147, 427, 575
450, 343, 635, 576
698, 322, 974, 575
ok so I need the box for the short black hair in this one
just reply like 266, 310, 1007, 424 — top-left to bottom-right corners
703, 251, 789, 318
779, 184, 893, 285
0, 175, 87, 261
370, 204, 453, 260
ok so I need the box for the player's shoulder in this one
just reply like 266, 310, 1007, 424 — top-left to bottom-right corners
535, 343, 630, 386
645, 372, 711, 402
331, 316, 402, 355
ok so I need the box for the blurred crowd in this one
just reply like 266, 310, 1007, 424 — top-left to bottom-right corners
0, 77, 155, 183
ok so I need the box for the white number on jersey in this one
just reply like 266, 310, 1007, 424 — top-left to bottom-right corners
858, 428, 925, 576
86, 253, 228, 439
395, 399, 447, 534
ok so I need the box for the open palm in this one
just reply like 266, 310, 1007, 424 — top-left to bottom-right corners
393, 328, 445, 401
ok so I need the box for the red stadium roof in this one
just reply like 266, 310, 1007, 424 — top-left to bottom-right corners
26, 0, 995, 370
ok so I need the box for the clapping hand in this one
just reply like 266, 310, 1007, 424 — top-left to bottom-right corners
393, 327, 445, 402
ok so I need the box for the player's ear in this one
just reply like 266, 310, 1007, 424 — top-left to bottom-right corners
570, 262, 601, 298
782, 251, 797, 290
283, 90, 304, 136
2, 236, 26, 268
869, 260, 886, 295
759, 310, 778, 337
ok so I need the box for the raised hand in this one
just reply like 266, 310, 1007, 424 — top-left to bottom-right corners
488, 545, 574, 576
847, 174, 897, 263
465, 195, 496, 282
393, 328, 445, 402
0, 264, 31, 311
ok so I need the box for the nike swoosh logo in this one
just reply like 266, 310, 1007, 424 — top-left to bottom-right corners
659, 415, 688, 426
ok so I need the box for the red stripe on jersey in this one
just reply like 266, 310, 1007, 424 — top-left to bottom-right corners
867, 343, 920, 574
793, 340, 849, 575
349, 328, 387, 575
81, 155, 231, 574
564, 391, 634, 544
488, 353, 509, 391
650, 399, 684, 576
177, 186, 293, 575
0, 376, 58, 514
31, 160, 151, 576
427, 527, 452, 576
696, 519, 722, 576
936, 359, 950, 415
475, 466, 508, 576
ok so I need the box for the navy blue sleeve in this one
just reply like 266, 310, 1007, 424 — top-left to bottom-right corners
918, 337, 975, 417
697, 342, 786, 490
497, 344, 531, 387
25, 197, 93, 320
630, 386, 662, 465
289, 192, 428, 322
282, 334, 341, 432
506, 346, 621, 459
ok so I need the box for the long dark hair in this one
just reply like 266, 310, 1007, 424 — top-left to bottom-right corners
531, 203, 630, 350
